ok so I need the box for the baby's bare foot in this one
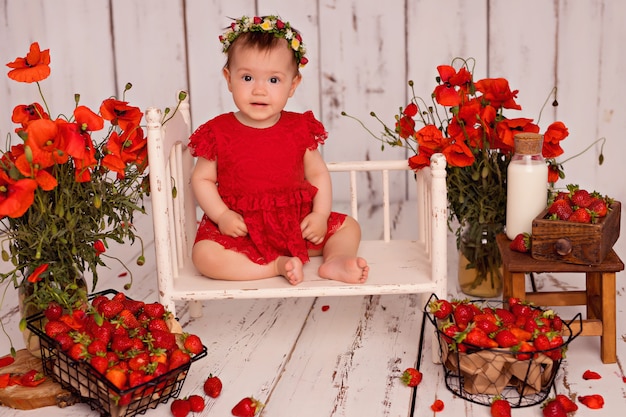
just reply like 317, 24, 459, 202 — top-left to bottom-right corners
318, 256, 369, 284
275, 256, 304, 285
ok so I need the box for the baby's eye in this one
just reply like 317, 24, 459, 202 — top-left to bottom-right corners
269, 77, 279, 84
243, 75, 253, 82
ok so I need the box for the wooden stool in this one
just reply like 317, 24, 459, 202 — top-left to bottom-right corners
496, 233, 624, 363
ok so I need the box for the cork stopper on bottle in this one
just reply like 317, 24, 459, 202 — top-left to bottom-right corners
513, 133, 543, 155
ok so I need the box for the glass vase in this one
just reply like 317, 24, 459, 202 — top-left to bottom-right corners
457, 222, 504, 298
18, 272, 88, 357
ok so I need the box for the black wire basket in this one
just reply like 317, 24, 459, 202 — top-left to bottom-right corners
26, 289, 207, 417
423, 293, 581, 408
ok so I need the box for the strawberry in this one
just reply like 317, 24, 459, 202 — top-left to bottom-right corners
44, 301, 63, 321
568, 207, 591, 223
19, 369, 46, 387
143, 302, 166, 319
428, 299, 453, 320
514, 340, 536, 360
122, 298, 145, 315
509, 327, 532, 342
589, 197, 608, 217
547, 334, 565, 360
89, 355, 109, 375
547, 199, 573, 220
400, 367, 422, 387
111, 335, 134, 353
105, 366, 127, 390
150, 329, 177, 351
509, 233, 531, 253
474, 315, 500, 334
231, 397, 264, 417
542, 398, 567, 417
461, 327, 498, 349
91, 294, 110, 310
204, 374, 223, 398
128, 351, 150, 371
582, 369, 602, 380
495, 308, 516, 326
182, 333, 204, 355
87, 339, 108, 356
578, 394, 604, 409
54, 332, 75, 351
44, 320, 71, 338
533, 333, 551, 353
188, 394, 205, 412
569, 186, 593, 208
494, 329, 519, 348
99, 300, 124, 319
68, 342, 88, 361
128, 369, 146, 388
554, 394, 578, 412
170, 398, 191, 417
550, 314, 563, 332
490, 396, 511, 417
148, 318, 170, 332
452, 302, 475, 330
116, 309, 140, 329
168, 349, 191, 371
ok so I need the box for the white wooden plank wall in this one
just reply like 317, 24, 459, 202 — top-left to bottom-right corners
1, 0, 625, 255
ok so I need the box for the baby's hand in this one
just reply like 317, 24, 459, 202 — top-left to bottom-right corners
300, 212, 328, 245
217, 209, 248, 238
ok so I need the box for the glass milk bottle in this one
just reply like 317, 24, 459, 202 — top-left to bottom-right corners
505, 133, 548, 239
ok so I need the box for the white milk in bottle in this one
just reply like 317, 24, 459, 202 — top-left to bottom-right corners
505, 133, 548, 239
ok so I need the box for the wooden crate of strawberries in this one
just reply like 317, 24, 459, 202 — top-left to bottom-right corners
531, 186, 621, 265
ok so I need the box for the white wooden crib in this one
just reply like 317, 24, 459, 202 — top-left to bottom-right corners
144, 97, 448, 320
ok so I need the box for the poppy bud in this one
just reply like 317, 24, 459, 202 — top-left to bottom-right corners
136, 255, 145, 266
1, 250, 9, 262
93, 194, 102, 209
24, 145, 34, 163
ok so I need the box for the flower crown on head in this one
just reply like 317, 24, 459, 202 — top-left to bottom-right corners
219, 15, 308, 67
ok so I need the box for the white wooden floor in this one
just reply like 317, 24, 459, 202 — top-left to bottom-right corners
1, 214, 625, 416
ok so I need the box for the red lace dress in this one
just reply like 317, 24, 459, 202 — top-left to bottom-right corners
188, 111, 347, 265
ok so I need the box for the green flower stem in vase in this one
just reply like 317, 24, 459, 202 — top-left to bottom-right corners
457, 222, 504, 298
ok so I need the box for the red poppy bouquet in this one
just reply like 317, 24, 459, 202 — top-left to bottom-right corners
347, 57, 570, 295
0, 42, 160, 317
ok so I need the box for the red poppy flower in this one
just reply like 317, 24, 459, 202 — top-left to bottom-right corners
403, 102, 418, 117
94, 240, 106, 256
396, 115, 416, 139
408, 149, 434, 171
27, 264, 50, 283
11, 103, 49, 127
74, 106, 104, 132
0, 171, 38, 219
442, 140, 474, 168
6, 42, 51, 83
474, 78, 522, 110
415, 124, 445, 151
100, 99, 142, 131
548, 164, 561, 183
542, 121, 568, 158
24, 119, 69, 166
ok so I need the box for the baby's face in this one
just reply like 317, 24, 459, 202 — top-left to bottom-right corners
223, 41, 301, 129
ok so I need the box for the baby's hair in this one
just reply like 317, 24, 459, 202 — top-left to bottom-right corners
220, 15, 308, 69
